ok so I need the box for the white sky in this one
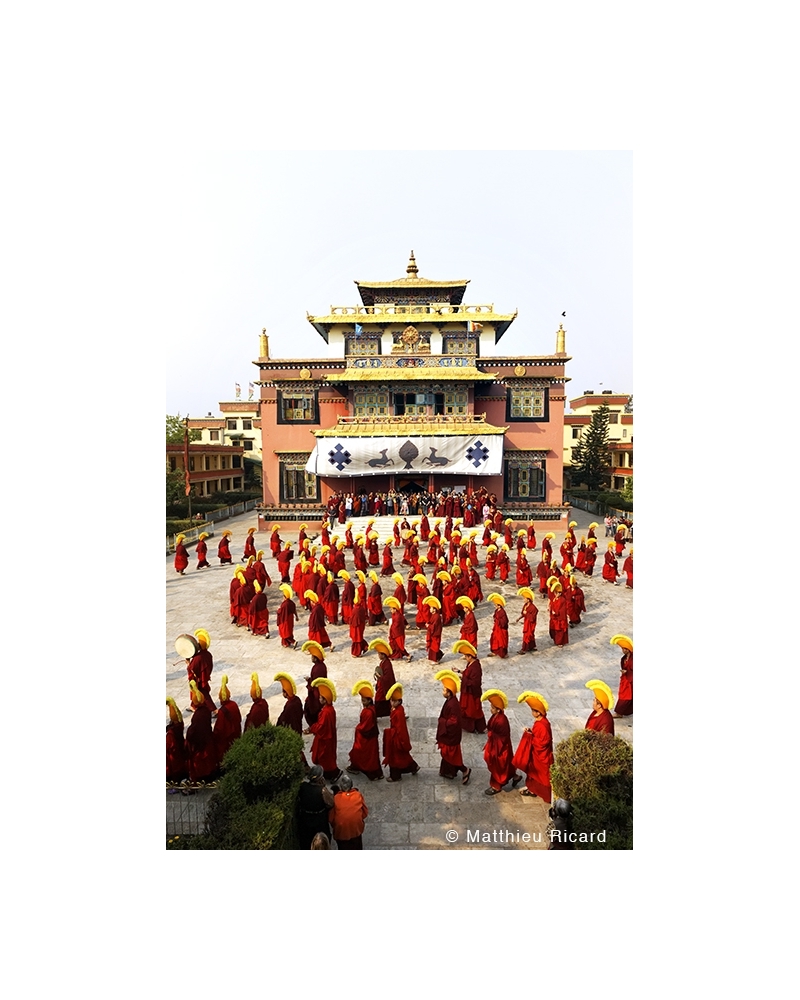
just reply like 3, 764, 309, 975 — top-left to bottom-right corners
165, 151, 631, 417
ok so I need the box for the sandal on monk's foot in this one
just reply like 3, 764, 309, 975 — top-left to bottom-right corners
462, 768, 471, 786
512, 773, 523, 787
484, 787, 500, 796
519, 788, 536, 797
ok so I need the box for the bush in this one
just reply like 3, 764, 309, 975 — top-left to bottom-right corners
192, 724, 305, 850
550, 730, 633, 850
166, 519, 202, 535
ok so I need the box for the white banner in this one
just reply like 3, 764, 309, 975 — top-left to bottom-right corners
305, 434, 504, 477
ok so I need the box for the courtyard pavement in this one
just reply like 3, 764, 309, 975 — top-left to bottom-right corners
166, 510, 632, 849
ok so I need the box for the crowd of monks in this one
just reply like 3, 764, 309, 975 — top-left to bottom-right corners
169, 510, 633, 803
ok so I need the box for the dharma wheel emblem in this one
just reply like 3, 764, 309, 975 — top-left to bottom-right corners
299, 367, 311, 379
514, 364, 526, 376
401, 325, 420, 349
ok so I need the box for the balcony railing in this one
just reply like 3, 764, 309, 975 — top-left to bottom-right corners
322, 303, 497, 317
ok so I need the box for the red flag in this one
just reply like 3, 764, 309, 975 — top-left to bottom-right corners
183, 417, 191, 496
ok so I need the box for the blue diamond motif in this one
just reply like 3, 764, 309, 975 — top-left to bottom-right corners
465, 439, 490, 469
327, 443, 352, 472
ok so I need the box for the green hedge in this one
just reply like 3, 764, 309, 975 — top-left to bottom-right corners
550, 730, 633, 850
171, 724, 305, 850
166, 519, 206, 535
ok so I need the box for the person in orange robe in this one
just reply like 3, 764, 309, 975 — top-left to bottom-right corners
381, 541, 395, 576
276, 584, 299, 647
585, 681, 615, 735
328, 774, 369, 849
174, 534, 189, 575
347, 680, 383, 780
185, 682, 219, 782
304, 679, 342, 782
487, 594, 509, 658
382, 682, 420, 782
435, 671, 471, 783
243, 673, 270, 730
217, 530, 233, 565
515, 550, 532, 587
513, 691, 553, 801
482, 690, 521, 794
213, 675, 241, 762
457, 595, 478, 646
166, 698, 188, 783
454, 641, 486, 734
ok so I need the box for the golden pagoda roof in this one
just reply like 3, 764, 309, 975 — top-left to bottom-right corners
313, 415, 508, 438
355, 251, 469, 294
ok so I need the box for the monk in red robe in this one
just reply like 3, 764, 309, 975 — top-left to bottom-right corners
349, 596, 368, 657
382, 683, 420, 781
269, 524, 282, 558
218, 530, 233, 564
304, 680, 342, 782
367, 574, 387, 625
585, 681, 615, 735
275, 672, 304, 732
244, 673, 270, 730
174, 534, 189, 575
322, 573, 339, 625
386, 599, 412, 660
248, 582, 269, 636
381, 542, 395, 576
514, 691, 553, 801
454, 641, 486, 734
487, 594, 509, 658
583, 540, 598, 576
195, 533, 210, 569
347, 681, 383, 780
425, 599, 444, 663
185, 682, 219, 782
548, 581, 569, 647
166, 698, 188, 783
303, 645, 328, 726
622, 548, 633, 589
565, 576, 586, 626
602, 544, 619, 584
482, 690, 521, 794
457, 597, 478, 647
484, 545, 497, 580
611, 636, 633, 717
213, 675, 241, 761
435, 671, 471, 783
370, 641, 396, 717
516, 592, 538, 653
496, 546, 511, 582
515, 550, 532, 587
276, 584, 299, 647
243, 527, 257, 561
306, 592, 333, 650
277, 542, 293, 582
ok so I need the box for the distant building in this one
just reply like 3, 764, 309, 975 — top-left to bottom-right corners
187, 401, 262, 460
253, 253, 572, 523
563, 390, 633, 491
167, 442, 245, 497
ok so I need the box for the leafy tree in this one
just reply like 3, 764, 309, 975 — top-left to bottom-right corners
621, 476, 633, 504
166, 468, 186, 505
571, 404, 611, 491
166, 413, 200, 445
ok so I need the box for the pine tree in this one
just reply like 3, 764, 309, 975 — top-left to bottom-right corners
571, 404, 611, 491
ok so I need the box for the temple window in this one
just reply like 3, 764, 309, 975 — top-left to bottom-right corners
346, 335, 380, 356
227, 419, 238, 430
506, 386, 547, 421
353, 390, 389, 417
442, 335, 477, 356
505, 461, 546, 500
280, 462, 320, 502
278, 390, 318, 423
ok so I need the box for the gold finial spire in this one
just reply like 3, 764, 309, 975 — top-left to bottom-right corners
556, 323, 566, 354
260, 327, 269, 358
406, 251, 418, 277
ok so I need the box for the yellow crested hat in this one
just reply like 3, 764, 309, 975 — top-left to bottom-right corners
455, 595, 474, 610
517, 588, 535, 602
569, 521, 577, 528
351, 679, 375, 699
481, 689, 508, 710
250, 673, 262, 699
253, 580, 262, 593
274, 672, 297, 696
517, 690, 549, 714
175, 534, 186, 543
199, 532, 209, 541
487, 593, 506, 607
589, 522, 598, 529
369, 570, 379, 583
279, 583, 293, 600
452, 639, 477, 657
437, 571, 452, 583
423, 595, 441, 610
368, 637, 392, 656
338, 569, 351, 582
194, 629, 211, 649
189, 680, 204, 706
272, 524, 280, 532
166, 696, 182, 725
392, 573, 404, 586
355, 570, 366, 583
586, 680, 614, 711
610, 634, 634, 652
301, 640, 326, 660
311, 677, 336, 702
383, 596, 401, 611
435, 669, 460, 694
413, 573, 427, 585
219, 675, 231, 702
386, 682, 404, 702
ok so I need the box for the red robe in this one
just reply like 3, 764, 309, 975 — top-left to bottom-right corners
460, 610, 478, 648
368, 583, 387, 625
602, 550, 618, 583
389, 608, 409, 659
548, 595, 569, 646
236, 582, 255, 626
174, 542, 189, 574
248, 591, 269, 636
277, 548, 293, 582
166, 721, 188, 781
484, 553, 496, 580
442, 582, 457, 626
382, 704, 418, 778
277, 694, 304, 732
527, 524, 537, 549
575, 542, 587, 572
381, 544, 395, 576
244, 534, 257, 560
218, 537, 232, 564
310, 703, 339, 776
374, 655, 396, 717
307, 603, 332, 648
516, 559, 532, 587
489, 606, 509, 658
185, 703, 219, 781
583, 547, 597, 576
586, 709, 615, 735
426, 612, 444, 662
520, 602, 538, 652
277, 597, 298, 646
483, 711, 517, 790
623, 555, 633, 588
188, 649, 216, 711
566, 584, 586, 625
436, 696, 465, 776
304, 658, 327, 726
244, 697, 270, 731
512, 717, 553, 801
459, 658, 486, 734
348, 704, 382, 779
270, 529, 282, 557
213, 699, 242, 761
340, 579, 355, 624
616, 651, 633, 716
349, 603, 368, 657
497, 550, 510, 582
195, 539, 209, 568
323, 581, 340, 625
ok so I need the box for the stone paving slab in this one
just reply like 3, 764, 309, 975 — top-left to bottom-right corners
167, 509, 632, 849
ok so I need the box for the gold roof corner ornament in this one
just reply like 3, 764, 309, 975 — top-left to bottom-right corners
556, 323, 566, 354
259, 328, 270, 359
406, 250, 418, 277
